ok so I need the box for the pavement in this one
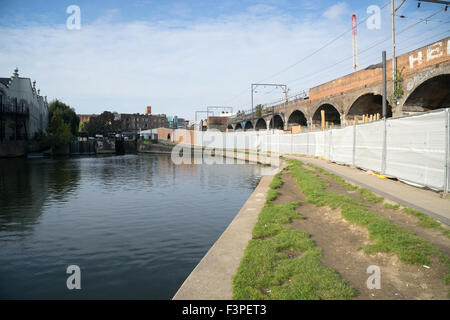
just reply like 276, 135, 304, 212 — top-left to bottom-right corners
284, 155, 450, 226
172, 173, 276, 300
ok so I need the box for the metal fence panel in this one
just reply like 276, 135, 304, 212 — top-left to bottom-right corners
292, 133, 309, 155
355, 121, 384, 172
386, 109, 447, 190
330, 125, 354, 164
178, 108, 449, 192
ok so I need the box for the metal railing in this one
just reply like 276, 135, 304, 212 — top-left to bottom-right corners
0, 102, 30, 117
229, 89, 310, 121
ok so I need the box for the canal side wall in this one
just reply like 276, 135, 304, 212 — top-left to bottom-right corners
95, 139, 115, 154
0, 140, 27, 157
173, 156, 285, 299
173, 171, 278, 300
137, 141, 175, 154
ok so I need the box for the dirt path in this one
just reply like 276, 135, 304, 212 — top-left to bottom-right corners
276, 168, 449, 300
310, 166, 450, 257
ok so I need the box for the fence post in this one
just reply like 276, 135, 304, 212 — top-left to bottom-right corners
444, 108, 449, 194
352, 123, 356, 167
290, 133, 293, 155
329, 130, 332, 160
323, 130, 326, 158
307, 132, 309, 156
381, 117, 387, 175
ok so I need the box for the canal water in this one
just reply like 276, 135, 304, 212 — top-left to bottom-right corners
0, 154, 263, 299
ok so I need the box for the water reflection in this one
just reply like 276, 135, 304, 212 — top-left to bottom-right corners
0, 158, 81, 233
0, 154, 262, 299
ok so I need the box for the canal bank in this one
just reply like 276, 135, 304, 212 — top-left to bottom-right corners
173, 172, 277, 299
174, 156, 450, 300
173, 155, 284, 300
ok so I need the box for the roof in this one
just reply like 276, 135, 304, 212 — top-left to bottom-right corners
0, 78, 10, 86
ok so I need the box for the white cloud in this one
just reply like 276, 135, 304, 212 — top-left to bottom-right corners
0, 5, 441, 119
323, 2, 348, 20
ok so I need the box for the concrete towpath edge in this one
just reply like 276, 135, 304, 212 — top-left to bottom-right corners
172, 167, 281, 300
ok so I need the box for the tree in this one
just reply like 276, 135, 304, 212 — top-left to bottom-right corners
48, 99, 80, 137
85, 111, 120, 136
79, 120, 89, 132
47, 113, 71, 148
255, 104, 263, 117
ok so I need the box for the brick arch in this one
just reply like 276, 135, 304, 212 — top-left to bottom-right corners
401, 70, 450, 112
343, 89, 381, 115
234, 122, 243, 131
243, 120, 254, 131
312, 99, 343, 117
311, 101, 342, 127
254, 118, 267, 131
268, 114, 284, 130
285, 106, 310, 123
345, 91, 392, 119
286, 109, 308, 128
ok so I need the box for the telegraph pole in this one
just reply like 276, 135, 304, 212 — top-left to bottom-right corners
391, 0, 396, 95
382, 51, 387, 119
391, 0, 407, 97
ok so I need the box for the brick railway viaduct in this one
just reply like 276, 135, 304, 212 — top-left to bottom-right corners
227, 36, 450, 131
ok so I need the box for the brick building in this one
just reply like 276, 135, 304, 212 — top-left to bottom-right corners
119, 112, 169, 134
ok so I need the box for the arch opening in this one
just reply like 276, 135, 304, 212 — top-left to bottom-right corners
403, 74, 450, 112
269, 114, 284, 130
244, 121, 253, 131
287, 110, 307, 130
227, 124, 233, 130
255, 118, 267, 131
347, 93, 392, 121
312, 104, 341, 127
234, 123, 243, 131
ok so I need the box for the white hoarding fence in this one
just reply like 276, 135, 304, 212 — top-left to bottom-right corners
175, 108, 449, 192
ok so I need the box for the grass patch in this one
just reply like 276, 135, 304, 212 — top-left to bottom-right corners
233, 172, 356, 300
357, 188, 384, 203
266, 189, 279, 202
269, 172, 283, 190
305, 163, 383, 203
384, 203, 400, 210
403, 208, 450, 239
306, 163, 358, 191
304, 161, 449, 239
287, 159, 449, 269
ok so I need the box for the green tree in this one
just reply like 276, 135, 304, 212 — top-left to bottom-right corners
79, 120, 89, 132
85, 111, 120, 136
255, 104, 263, 117
48, 99, 80, 137
47, 113, 71, 148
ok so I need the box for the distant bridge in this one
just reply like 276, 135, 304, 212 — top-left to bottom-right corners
228, 36, 450, 131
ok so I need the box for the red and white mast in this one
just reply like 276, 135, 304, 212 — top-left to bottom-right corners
352, 14, 358, 72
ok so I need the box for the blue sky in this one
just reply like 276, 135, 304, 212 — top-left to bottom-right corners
0, 0, 448, 119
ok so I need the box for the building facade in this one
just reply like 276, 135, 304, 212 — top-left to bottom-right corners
78, 114, 97, 123
119, 113, 169, 134
0, 68, 49, 141
167, 116, 186, 129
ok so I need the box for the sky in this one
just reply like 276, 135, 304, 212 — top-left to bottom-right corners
0, 0, 448, 119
